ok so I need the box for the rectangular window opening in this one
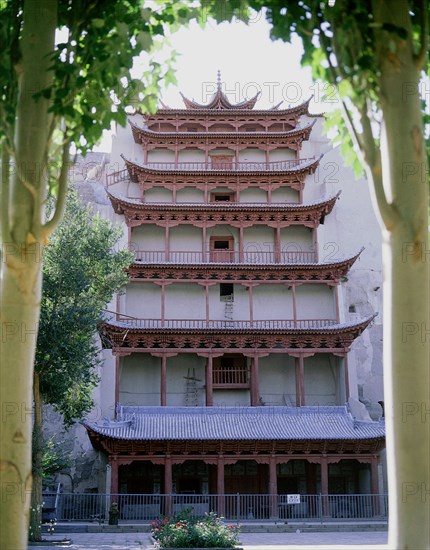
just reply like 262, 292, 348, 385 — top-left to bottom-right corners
220, 283, 234, 297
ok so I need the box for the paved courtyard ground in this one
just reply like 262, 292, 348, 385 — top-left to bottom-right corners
28, 530, 389, 549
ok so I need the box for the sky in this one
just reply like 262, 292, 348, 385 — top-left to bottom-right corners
95, 15, 331, 151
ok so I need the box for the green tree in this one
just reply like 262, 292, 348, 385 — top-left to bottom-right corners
239, 1, 428, 547
29, 190, 132, 540
0, 0, 196, 546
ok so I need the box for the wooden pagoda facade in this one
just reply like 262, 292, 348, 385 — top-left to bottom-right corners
85, 77, 385, 505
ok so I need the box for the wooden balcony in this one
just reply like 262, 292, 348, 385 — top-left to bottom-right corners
212, 366, 248, 388
132, 249, 318, 264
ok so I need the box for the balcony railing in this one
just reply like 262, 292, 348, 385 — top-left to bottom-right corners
142, 159, 312, 171
132, 249, 318, 264
46, 492, 388, 523
213, 366, 248, 386
113, 318, 337, 330
106, 158, 315, 186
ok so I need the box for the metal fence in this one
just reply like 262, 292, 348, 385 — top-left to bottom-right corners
48, 493, 388, 523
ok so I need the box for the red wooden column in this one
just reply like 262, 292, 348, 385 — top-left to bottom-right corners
299, 355, 305, 405
371, 455, 379, 494
151, 352, 177, 406
370, 455, 381, 515
343, 353, 350, 401
114, 355, 120, 408
250, 355, 260, 406
290, 283, 297, 320
320, 456, 330, 516
127, 225, 132, 251
161, 355, 167, 406
244, 283, 257, 322
313, 226, 319, 262
164, 226, 170, 261
294, 356, 301, 406
217, 455, 225, 516
110, 456, 119, 500
269, 455, 279, 519
334, 284, 341, 322
206, 355, 213, 407
161, 283, 166, 325
239, 226, 244, 262
164, 456, 172, 516
291, 352, 314, 406
274, 226, 281, 262
202, 224, 207, 261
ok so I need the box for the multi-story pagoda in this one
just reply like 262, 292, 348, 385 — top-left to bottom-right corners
84, 75, 385, 517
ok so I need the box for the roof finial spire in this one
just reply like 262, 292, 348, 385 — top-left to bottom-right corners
217, 69, 222, 91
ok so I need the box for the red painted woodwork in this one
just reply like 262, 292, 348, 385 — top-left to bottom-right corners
210, 236, 234, 262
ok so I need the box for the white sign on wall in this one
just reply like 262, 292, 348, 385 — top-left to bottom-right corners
287, 494, 301, 504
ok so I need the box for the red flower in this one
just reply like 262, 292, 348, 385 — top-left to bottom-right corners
229, 525, 234, 528
176, 523, 181, 527
164, 518, 169, 522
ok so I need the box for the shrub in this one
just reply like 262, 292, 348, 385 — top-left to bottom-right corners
151, 509, 240, 548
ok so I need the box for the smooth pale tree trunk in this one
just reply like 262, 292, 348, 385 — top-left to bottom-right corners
373, 2, 430, 548
0, 1, 57, 548
29, 373, 43, 541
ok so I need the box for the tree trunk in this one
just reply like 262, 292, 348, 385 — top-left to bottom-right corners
0, 1, 57, 548
29, 373, 43, 542
0, 262, 42, 549
373, 2, 430, 547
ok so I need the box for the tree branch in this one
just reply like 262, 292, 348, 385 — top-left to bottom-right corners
1, 142, 12, 243
358, 102, 399, 230
359, 99, 378, 168
42, 136, 70, 238
414, 0, 428, 70
318, 19, 365, 155
366, 161, 400, 231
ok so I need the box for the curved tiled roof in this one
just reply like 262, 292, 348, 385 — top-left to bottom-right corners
129, 119, 316, 140
150, 96, 314, 117
107, 191, 341, 213
100, 313, 376, 334
83, 405, 385, 442
180, 90, 260, 111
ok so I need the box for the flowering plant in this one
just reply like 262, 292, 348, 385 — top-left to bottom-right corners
151, 509, 240, 548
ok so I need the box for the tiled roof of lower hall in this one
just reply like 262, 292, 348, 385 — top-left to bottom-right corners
83, 405, 385, 442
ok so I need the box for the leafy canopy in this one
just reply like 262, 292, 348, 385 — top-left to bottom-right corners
35, 190, 133, 426
0, 0, 197, 165
245, 0, 429, 178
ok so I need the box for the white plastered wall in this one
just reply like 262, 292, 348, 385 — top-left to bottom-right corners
131, 225, 164, 251
259, 355, 296, 405
253, 285, 294, 319
126, 283, 161, 318
119, 354, 160, 406
295, 284, 336, 320
165, 284, 205, 320
304, 355, 342, 406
